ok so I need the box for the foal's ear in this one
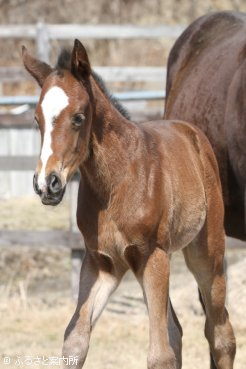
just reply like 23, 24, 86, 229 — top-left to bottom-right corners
71, 39, 91, 80
22, 46, 53, 87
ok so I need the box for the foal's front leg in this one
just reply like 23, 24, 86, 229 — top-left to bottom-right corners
62, 251, 122, 369
138, 248, 177, 369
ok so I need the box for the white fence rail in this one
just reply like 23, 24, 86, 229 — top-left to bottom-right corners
0, 23, 185, 63
0, 66, 166, 82
0, 23, 185, 39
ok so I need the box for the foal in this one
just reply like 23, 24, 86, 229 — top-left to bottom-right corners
22, 39, 235, 369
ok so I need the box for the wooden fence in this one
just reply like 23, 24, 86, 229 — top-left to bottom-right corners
0, 22, 181, 198
0, 23, 184, 94
0, 22, 185, 296
0, 23, 185, 61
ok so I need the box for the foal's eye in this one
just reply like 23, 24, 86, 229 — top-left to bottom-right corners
72, 113, 85, 128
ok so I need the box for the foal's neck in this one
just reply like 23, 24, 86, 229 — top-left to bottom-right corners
81, 78, 141, 201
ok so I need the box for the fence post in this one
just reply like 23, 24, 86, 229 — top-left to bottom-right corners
36, 22, 50, 63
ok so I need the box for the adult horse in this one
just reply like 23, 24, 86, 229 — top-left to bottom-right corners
165, 10, 246, 241
22, 40, 235, 369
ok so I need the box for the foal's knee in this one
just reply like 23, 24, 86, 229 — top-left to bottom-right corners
147, 349, 176, 369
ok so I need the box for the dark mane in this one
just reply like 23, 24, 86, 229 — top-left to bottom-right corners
56, 49, 71, 70
56, 49, 130, 120
91, 71, 130, 120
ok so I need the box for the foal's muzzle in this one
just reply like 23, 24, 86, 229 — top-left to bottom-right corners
33, 172, 65, 206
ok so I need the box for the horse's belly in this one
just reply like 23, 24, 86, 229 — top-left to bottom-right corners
169, 198, 206, 252
165, 167, 207, 253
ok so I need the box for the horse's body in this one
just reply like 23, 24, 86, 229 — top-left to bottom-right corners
23, 40, 235, 369
165, 11, 246, 241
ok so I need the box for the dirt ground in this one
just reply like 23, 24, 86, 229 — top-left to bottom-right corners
0, 197, 245, 368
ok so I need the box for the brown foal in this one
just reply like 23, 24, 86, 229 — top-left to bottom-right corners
22, 39, 235, 369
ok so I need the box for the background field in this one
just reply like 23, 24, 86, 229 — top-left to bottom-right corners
0, 197, 245, 369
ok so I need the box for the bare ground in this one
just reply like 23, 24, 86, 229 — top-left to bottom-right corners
0, 197, 245, 368
0, 249, 245, 369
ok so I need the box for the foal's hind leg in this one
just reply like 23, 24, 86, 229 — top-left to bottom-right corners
198, 288, 217, 369
134, 247, 179, 369
183, 223, 236, 369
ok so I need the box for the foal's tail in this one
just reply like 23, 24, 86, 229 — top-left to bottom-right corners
198, 289, 217, 369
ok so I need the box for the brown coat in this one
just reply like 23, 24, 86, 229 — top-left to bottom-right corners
22, 39, 236, 369
165, 11, 246, 240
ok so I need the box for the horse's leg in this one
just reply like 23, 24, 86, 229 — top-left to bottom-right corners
183, 225, 236, 369
62, 251, 123, 369
198, 288, 217, 369
167, 298, 183, 369
135, 247, 177, 369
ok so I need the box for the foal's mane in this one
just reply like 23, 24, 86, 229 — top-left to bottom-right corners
56, 49, 130, 120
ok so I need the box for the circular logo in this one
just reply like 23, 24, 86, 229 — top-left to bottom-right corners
4, 357, 10, 365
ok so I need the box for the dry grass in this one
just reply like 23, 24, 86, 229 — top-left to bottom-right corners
0, 247, 245, 369
0, 196, 69, 231
0, 197, 245, 368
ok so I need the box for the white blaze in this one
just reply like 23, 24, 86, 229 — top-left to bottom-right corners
38, 86, 69, 190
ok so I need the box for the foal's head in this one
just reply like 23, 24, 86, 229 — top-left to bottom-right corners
23, 40, 94, 205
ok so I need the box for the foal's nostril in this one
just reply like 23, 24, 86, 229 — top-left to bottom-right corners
33, 174, 41, 195
48, 173, 62, 194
